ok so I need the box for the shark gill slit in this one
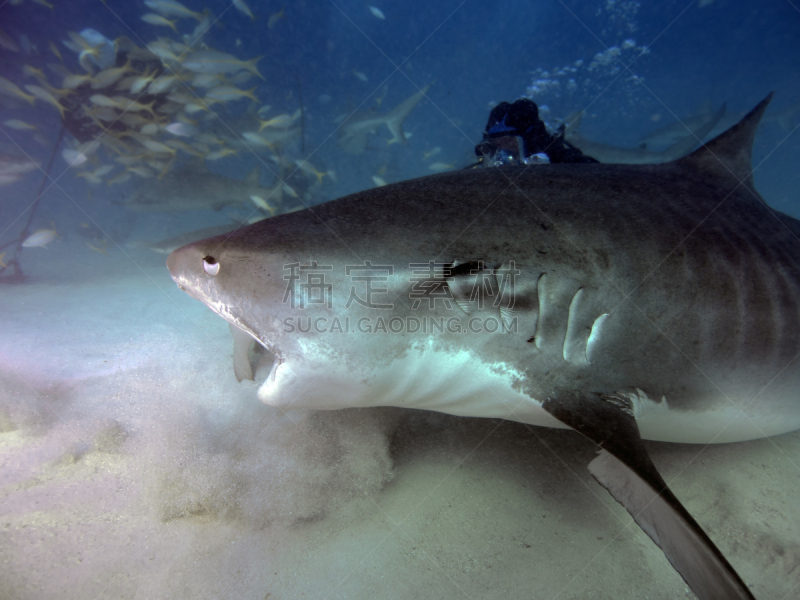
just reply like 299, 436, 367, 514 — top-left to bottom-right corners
533, 273, 547, 349
535, 273, 584, 356
563, 287, 587, 364
585, 313, 610, 366
513, 269, 543, 343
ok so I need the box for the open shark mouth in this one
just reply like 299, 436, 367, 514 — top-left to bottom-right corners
171, 274, 285, 387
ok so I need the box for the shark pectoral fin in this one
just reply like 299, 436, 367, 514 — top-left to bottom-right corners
588, 450, 754, 600
228, 323, 254, 382
542, 393, 754, 600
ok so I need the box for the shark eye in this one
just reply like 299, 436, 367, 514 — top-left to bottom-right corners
203, 256, 220, 276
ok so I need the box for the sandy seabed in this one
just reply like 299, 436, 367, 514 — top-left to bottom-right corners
1, 242, 798, 600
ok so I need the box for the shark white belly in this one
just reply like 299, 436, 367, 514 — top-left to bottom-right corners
258, 338, 566, 428
258, 334, 790, 444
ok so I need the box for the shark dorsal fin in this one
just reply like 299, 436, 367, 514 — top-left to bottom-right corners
679, 92, 773, 186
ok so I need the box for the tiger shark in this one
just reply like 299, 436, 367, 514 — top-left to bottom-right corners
167, 94, 799, 600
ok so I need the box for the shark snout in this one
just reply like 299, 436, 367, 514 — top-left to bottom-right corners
166, 244, 199, 288
165, 249, 178, 278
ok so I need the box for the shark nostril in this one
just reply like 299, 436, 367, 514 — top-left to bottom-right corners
203, 255, 220, 276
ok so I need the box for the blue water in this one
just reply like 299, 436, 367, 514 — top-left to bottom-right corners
1, 1, 799, 598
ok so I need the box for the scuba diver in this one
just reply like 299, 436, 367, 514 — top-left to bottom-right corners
474, 98, 597, 166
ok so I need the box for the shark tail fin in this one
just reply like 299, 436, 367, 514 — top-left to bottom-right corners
385, 83, 433, 145
679, 93, 773, 187
543, 392, 754, 600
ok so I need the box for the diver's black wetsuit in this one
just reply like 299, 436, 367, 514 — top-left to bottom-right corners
475, 98, 597, 165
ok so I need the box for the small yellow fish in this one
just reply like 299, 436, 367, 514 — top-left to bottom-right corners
86, 241, 108, 255
62, 73, 93, 89
25, 84, 66, 119
352, 69, 368, 82
49, 41, 63, 61
22, 65, 47, 81
250, 195, 276, 215
107, 171, 132, 185
147, 74, 179, 95
22, 228, 57, 248
294, 159, 330, 184
129, 70, 156, 94
282, 182, 298, 198
242, 131, 274, 148
181, 50, 264, 80
89, 94, 119, 108
268, 6, 285, 28
0, 252, 7, 268
372, 175, 387, 187
205, 148, 237, 160
258, 113, 293, 131
0, 75, 36, 105
144, 0, 203, 21
127, 165, 155, 178
113, 96, 156, 117
232, 0, 255, 20
3, 119, 37, 131
206, 85, 259, 103
423, 146, 441, 160
141, 13, 179, 33
90, 60, 132, 90
62, 148, 89, 167
140, 139, 176, 155
184, 102, 210, 115
77, 171, 104, 184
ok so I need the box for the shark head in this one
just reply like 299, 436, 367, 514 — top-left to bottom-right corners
166, 179, 567, 426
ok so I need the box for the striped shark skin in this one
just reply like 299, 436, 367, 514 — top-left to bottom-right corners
167, 94, 797, 599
